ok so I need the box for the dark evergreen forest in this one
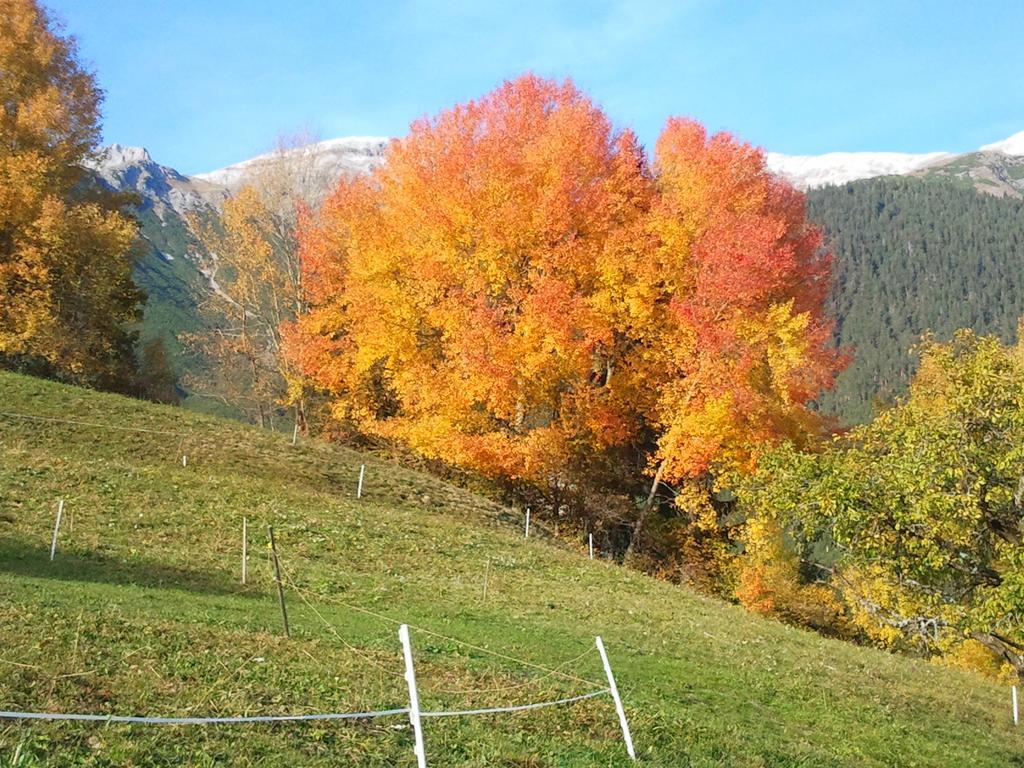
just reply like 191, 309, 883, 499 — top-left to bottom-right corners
808, 177, 1024, 422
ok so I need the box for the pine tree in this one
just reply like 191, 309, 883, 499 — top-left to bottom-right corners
807, 177, 1024, 423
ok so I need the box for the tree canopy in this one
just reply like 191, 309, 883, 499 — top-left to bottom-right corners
743, 330, 1024, 679
808, 177, 1024, 423
288, 75, 841, 543
0, 0, 141, 388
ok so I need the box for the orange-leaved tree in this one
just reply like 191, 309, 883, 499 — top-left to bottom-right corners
631, 118, 840, 549
286, 75, 841, 554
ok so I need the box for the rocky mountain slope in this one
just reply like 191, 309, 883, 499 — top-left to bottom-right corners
192, 136, 387, 201
87, 139, 390, 410
87, 144, 225, 219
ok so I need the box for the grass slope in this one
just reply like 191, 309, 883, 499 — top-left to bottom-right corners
0, 372, 1020, 767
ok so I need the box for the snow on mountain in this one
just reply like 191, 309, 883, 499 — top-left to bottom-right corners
91, 127, 1024, 218
193, 136, 389, 199
766, 130, 1024, 191
979, 130, 1024, 156
765, 150, 952, 190
86, 143, 217, 219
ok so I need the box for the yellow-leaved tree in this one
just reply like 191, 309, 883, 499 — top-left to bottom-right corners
186, 135, 317, 428
0, 0, 142, 388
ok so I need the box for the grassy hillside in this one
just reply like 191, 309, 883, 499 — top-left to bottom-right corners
0, 373, 1020, 767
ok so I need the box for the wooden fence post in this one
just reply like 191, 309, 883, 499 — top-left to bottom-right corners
482, 557, 491, 602
267, 526, 290, 637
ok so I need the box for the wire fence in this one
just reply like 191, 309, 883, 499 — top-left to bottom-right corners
0, 407, 638, 763
0, 691, 611, 725
0, 410, 189, 437
0, 620, 627, 767
0, 579, 630, 761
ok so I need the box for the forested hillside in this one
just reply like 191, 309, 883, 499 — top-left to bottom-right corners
808, 177, 1024, 422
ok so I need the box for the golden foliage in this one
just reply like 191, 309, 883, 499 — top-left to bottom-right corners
188, 182, 308, 427
289, 75, 840, 500
0, 0, 140, 385
736, 516, 848, 635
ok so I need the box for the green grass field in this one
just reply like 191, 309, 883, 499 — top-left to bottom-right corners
1, 371, 1021, 767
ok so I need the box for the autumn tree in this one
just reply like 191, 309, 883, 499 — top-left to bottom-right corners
136, 338, 180, 405
187, 135, 317, 428
742, 330, 1024, 680
0, 0, 142, 388
289, 75, 840, 555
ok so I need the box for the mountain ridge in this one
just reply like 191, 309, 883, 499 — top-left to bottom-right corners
768, 129, 1024, 194
93, 128, 1024, 214
191, 136, 388, 199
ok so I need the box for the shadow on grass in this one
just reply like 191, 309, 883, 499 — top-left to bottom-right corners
0, 538, 246, 597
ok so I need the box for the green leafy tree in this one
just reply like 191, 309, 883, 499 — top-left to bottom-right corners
743, 329, 1024, 679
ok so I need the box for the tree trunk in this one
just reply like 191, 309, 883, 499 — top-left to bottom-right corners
625, 458, 667, 559
972, 631, 1024, 682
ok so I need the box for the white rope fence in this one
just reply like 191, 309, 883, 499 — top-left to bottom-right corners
0, 628, 635, 765
420, 688, 609, 718
0, 709, 410, 724
0, 409, 638, 762
0, 410, 188, 437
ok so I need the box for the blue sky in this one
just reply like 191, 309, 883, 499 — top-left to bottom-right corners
48, 0, 1024, 175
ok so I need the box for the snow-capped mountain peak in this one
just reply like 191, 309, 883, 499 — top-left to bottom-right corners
94, 144, 155, 168
979, 130, 1024, 156
192, 136, 389, 197
86, 143, 212, 219
765, 150, 952, 190
767, 130, 1024, 191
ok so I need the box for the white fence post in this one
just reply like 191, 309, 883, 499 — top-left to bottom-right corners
241, 516, 248, 585
49, 499, 64, 561
589, 533, 594, 560
595, 636, 635, 760
357, 464, 365, 499
399, 624, 427, 768
524, 508, 530, 538
292, 423, 298, 445
1013, 684, 1019, 726
482, 557, 491, 601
